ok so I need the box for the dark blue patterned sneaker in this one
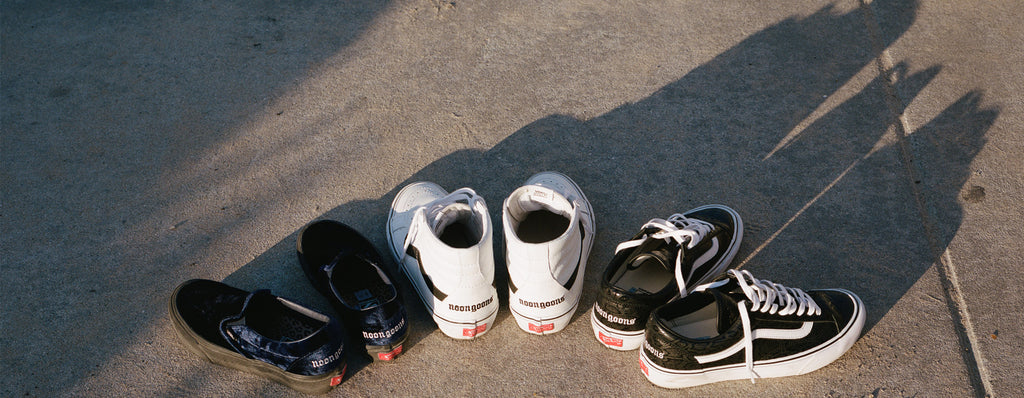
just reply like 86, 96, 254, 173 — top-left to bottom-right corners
298, 220, 409, 361
639, 269, 866, 388
169, 279, 347, 394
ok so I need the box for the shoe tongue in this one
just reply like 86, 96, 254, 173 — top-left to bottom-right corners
514, 186, 574, 214
708, 288, 742, 334
220, 290, 277, 340
624, 238, 675, 272
242, 289, 275, 314
227, 289, 277, 324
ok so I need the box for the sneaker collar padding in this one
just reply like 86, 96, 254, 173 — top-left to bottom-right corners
503, 186, 582, 287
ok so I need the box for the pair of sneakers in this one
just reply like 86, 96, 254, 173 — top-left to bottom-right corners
386, 171, 594, 339
168, 220, 411, 394
591, 206, 865, 387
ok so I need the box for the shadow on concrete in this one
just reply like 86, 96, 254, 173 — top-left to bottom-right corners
1, 0, 395, 395
216, 0, 997, 388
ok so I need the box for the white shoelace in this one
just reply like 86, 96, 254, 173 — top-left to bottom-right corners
723, 269, 822, 383
614, 214, 714, 296
401, 188, 484, 264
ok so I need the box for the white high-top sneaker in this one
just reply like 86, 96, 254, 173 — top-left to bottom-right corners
386, 183, 499, 340
503, 171, 595, 335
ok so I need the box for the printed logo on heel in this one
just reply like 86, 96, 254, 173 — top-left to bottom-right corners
528, 323, 554, 333
639, 357, 649, 376
599, 332, 623, 347
463, 324, 487, 337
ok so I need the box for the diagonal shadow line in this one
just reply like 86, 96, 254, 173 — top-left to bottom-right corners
860, 1, 998, 393
738, 63, 941, 269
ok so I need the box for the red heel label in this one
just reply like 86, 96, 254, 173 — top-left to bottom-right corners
377, 345, 404, 361
598, 332, 623, 347
463, 324, 487, 337
330, 366, 347, 386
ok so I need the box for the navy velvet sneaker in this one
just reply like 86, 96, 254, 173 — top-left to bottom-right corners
168, 279, 347, 394
297, 220, 409, 361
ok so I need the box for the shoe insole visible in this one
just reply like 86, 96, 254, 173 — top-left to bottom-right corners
516, 210, 570, 243
353, 289, 381, 310
666, 301, 720, 339
333, 259, 390, 308
611, 257, 673, 294
440, 221, 478, 248
249, 303, 323, 342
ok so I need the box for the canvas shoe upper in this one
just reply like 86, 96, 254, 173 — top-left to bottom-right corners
386, 183, 499, 340
297, 220, 409, 362
639, 269, 866, 388
504, 171, 595, 335
169, 279, 347, 394
591, 205, 742, 350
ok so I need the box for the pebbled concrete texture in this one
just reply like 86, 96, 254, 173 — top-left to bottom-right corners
873, 0, 1024, 395
1, 0, 1019, 396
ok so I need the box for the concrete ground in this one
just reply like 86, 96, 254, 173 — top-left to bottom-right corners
2, 0, 1021, 396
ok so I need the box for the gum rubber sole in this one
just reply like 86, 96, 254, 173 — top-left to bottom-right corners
366, 334, 408, 362
168, 285, 345, 394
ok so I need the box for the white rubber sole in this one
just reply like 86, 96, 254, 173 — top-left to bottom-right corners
509, 299, 579, 335
639, 289, 866, 388
506, 171, 593, 336
590, 306, 645, 350
433, 304, 499, 340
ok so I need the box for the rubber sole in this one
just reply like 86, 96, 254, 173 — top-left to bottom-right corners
390, 238, 498, 340
590, 306, 645, 350
509, 298, 579, 335
433, 305, 498, 339
168, 285, 345, 394
507, 171, 593, 337
639, 289, 866, 388
366, 334, 407, 362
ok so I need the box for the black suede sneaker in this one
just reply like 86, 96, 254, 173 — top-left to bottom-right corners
639, 269, 866, 388
297, 220, 409, 361
169, 279, 347, 394
590, 205, 742, 350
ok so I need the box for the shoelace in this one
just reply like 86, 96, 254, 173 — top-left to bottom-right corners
401, 188, 484, 264
614, 214, 714, 296
707, 269, 822, 383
